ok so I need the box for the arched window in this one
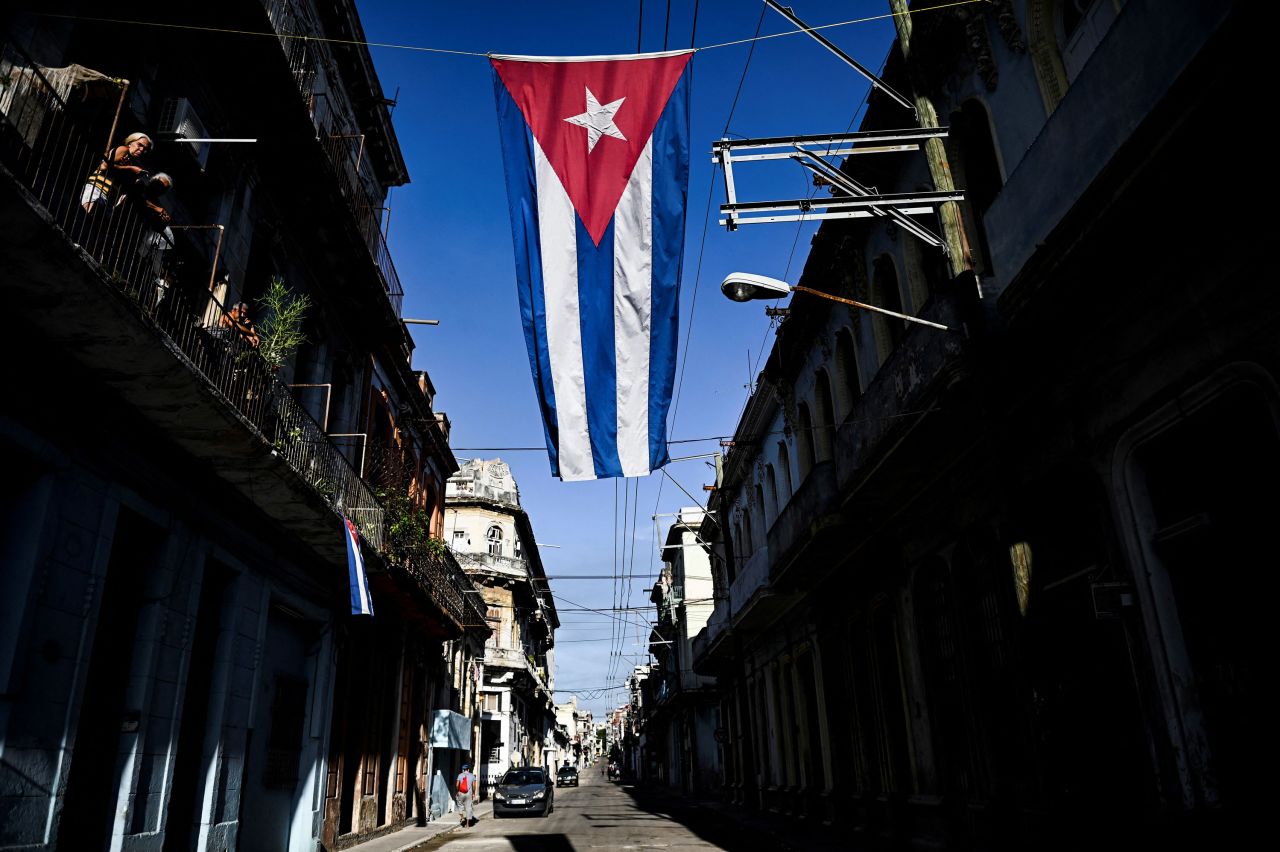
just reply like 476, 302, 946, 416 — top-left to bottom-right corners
765, 464, 779, 522
1058, 0, 1119, 82
1029, 0, 1121, 113
741, 508, 754, 558
814, 371, 836, 463
834, 329, 861, 420
486, 525, 503, 556
754, 483, 768, 534
797, 403, 816, 479
776, 441, 793, 503
950, 100, 1004, 276
870, 257, 906, 367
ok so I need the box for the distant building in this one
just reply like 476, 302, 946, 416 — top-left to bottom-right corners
643, 508, 722, 794
446, 459, 559, 786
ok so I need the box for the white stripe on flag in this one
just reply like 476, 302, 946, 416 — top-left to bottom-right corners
613, 137, 654, 477
534, 138, 593, 481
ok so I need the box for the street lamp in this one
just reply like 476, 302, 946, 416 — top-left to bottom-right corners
719, 272, 949, 331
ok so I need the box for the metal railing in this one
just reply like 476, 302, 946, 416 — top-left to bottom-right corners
367, 444, 490, 630
260, 0, 404, 317
0, 39, 384, 548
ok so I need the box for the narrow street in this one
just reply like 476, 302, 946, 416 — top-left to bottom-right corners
413, 771, 751, 852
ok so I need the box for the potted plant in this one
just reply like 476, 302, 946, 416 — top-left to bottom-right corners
254, 276, 312, 371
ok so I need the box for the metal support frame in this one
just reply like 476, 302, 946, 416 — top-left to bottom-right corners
713, 127, 963, 242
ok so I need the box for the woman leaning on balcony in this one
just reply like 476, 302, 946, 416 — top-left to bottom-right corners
80, 131, 152, 212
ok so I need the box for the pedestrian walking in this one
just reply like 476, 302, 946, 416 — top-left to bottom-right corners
455, 763, 477, 827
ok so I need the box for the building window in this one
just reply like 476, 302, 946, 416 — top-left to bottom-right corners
765, 464, 779, 522
1058, 0, 1119, 82
453, 529, 467, 548
814, 370, 836, 463
514, 537, 522, 558
487, 525, 503, 556
797, 403, 816, 479
834, 329, 861, 419
949, 100, 1004, 276
777, 441, 793, 502
870, 257, 906, 366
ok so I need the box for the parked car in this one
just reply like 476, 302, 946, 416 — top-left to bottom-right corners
556, 765, 579, 787
491, 767, 554, 818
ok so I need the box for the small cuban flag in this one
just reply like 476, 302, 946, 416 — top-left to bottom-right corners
343, 516, 373, 616
492, 49, 693, 481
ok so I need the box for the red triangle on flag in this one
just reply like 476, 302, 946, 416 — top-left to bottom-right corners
493, 52, 691, 245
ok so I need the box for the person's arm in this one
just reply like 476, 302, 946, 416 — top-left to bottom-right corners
108, 146, 146, 175
145, 200, 172, 223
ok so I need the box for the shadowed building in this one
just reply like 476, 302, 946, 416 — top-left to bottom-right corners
692, 1, 1267, 848
0, 2, 486, 849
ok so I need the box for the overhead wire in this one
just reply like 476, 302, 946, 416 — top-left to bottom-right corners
32, 2, 987, 58
449, 408, 943, 452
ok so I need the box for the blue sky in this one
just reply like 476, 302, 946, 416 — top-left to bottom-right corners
354, 0, 896, 717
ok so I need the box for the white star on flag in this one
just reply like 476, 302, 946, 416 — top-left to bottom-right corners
564, 87, 627, 153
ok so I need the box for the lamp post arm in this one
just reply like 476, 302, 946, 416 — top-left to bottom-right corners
791, 285, 949, 331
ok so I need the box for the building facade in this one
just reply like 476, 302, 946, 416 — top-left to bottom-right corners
0, 2, 487, 850
444, 459, 559, 790
643, 509, 722, 795
692, 1, 1264, 849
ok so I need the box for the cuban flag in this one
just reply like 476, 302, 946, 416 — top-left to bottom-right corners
343, 516, 373, 616
492, 50, 692, 481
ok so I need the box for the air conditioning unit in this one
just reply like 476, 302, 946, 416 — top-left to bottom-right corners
158, 97, 210, 170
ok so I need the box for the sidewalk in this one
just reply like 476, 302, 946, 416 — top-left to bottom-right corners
341, 797, 494, 852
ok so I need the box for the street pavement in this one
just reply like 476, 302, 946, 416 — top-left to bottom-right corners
409, 768, 757, 852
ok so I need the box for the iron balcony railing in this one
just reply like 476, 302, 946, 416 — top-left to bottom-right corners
364, 443, 490, 630
0, 39, 385, 548
260, 0, 404, 318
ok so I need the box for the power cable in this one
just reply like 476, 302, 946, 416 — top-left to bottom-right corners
33, 2, 987, 57
449, 407, 942, 453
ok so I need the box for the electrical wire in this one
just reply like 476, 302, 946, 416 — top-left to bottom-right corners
449, 408, 942, 452
33, 2, 987, 58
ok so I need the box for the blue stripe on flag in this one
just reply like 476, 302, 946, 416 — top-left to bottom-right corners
344, 518, 373, 617
576, 216, 622, 478
493, 77, 561, 476
647, 66, 691, 472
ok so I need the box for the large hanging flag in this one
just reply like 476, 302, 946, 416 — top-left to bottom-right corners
492, 50, 693, 481
343, 516, 373, 616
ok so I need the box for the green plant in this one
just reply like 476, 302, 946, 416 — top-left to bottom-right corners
254, 277, 312, 370
381, 488, 443, 561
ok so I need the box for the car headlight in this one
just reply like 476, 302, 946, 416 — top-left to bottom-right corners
493, 791, 505, 801
533, 790, 545, 800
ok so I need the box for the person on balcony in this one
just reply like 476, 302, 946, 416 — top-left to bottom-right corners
132, 172, 175, 302
80, 131, 153, 212
219, 302, 260, 349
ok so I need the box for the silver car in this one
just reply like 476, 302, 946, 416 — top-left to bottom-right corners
491, 767, 554, 818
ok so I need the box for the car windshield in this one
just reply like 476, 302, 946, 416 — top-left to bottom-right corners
501, 770, 544, 786
558, 767, 576, 775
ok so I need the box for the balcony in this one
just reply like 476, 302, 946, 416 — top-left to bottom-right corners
257, 0, 404, 318
0, 44, 480, 634
485, 645, 550, 694
0, 43, 383, 551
